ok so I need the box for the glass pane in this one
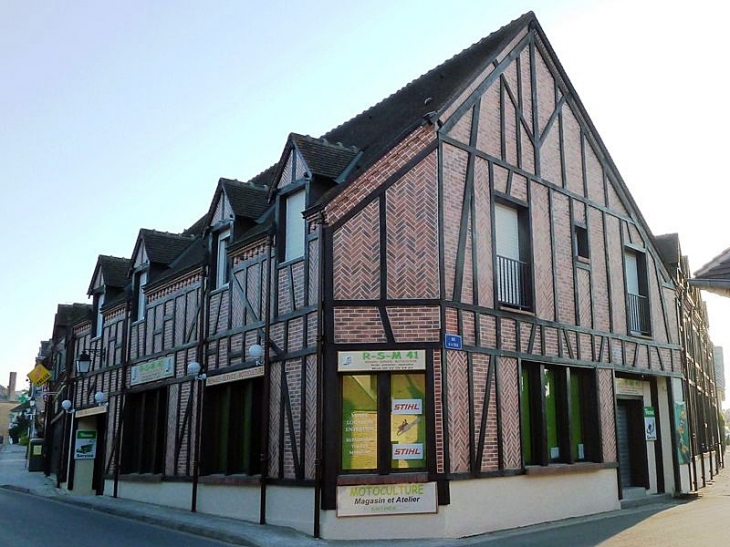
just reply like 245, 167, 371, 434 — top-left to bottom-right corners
545, 368, 559, 462
571, 373, 585, 460
285, 190, 306, 260
520, 368, 533, 464
342, 375, 378, 470
390, 374, 426, 469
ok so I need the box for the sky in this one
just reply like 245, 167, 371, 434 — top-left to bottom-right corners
2, 0, 730, 402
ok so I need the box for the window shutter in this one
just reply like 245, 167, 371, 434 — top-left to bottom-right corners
495, 203, 520, 260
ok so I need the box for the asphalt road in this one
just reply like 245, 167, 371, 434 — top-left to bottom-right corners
0, 488, 233, 547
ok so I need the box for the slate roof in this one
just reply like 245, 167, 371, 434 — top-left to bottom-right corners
655, 234, 681, 269
689, 247, 730, 297
145, 237, 207, 291
52, 303, 93, 339
221, 177, 271, 219
291, 134, 359, 180
320, 12, 534, 182
139, 229, 196, 266
100, 255, 130, 289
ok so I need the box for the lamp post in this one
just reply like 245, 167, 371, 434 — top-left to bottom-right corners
188, 361, 206, 512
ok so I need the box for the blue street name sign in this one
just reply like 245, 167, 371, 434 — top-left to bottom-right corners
444, 334, 462, 350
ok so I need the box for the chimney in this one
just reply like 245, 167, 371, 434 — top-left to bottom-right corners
8, 372, 16, 401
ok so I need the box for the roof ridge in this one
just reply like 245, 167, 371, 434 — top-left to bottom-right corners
321, 11, 534, 142
141, 228, 194, 240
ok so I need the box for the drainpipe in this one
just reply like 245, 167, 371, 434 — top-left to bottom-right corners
191, 243, 211, 513
260, 229, 275, 525
113, 295, 132, 498
313, 212, 326, 538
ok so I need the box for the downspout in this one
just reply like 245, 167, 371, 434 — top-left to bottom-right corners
57, 333, 76, 489
313, 212, 326, 538
260, 228, 275, 525
113, 295, 132, 498
191, 242, 211, 512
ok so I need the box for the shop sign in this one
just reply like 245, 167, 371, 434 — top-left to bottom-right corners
74, 430, 97, 460
342, 411, 378, 470
392, 399, 422, 415
444, 334, 462, 350
338, 350, 425, 372
27, 364, 51, 387
644, 406, 657, 441
130, 356, 174, 386
206, 366, 264, 387
337, 482, 437, 517
615, 378, 643, 397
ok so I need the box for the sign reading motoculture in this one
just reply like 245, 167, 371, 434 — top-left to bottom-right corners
130, 356, 174, 386
74, 430, 97, 460
337, 482, 437, 517
338, 350, 426, 372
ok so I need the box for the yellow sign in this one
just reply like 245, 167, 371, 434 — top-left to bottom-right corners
27, 364, 51, 387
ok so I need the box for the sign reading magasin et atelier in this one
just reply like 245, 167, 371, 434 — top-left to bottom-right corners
130, 356, 174, 386
337, 482, 437, 517
338, 350, 426, 372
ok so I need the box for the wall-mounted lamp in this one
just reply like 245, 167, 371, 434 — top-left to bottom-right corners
248, 344, 264, 366
76, 348, 105, 375
94, 391, 108, 407
61, 399, 74, 414
187, 361, 206, 381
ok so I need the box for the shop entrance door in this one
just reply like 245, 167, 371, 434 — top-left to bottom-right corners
617, 399, 648, 491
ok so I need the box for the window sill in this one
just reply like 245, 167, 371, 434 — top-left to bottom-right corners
524, 462, 617, 476
199, 474, 261, 486
497, 304, 535, 317
210, 284, 230, 295
117, 473, 163, 483
337, 472, 429, 486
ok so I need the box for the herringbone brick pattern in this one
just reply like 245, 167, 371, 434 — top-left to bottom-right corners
269, 363, 281, 477
308, 238, 319, 306
599, 368, 617, 462
446, 351, 470, 473
442, 144, 468, 301
246, 262, 263, 323
577, 268, 592, 328
282, 360, 302, 479
385, 152, 439, 299
333, 199, 380, 300
499, 357, 521, 469
483, 370, 499, 471
476, 78, 501, 158
531, 183, 555, 319
474, 157, 493, 308
472, 353, 489, 466
305, 355, 317, 480
553, 192, 576, 324
589, 210, 610, 331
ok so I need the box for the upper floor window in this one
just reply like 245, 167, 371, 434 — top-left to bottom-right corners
92, 290, 105, 338
133, 269, 148, 322
212, 228, 231, 290
495, 202, 532, 310
624, 249, 650, 336
283, 189, 306, 261
574, 223, 590, 260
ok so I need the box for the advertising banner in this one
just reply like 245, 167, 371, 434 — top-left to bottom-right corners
74, 430, 97, 460
338, 350, 426, 372
644, 406, 657, 441
674, 401, 690, 464
130, 356, 174, 386
27, 364, 51, 387
342, 376, 378, 470
337, 482, 437, 517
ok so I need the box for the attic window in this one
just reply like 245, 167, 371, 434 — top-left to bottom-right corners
283, 190, 305, 261
213, 228, 231, 289
133, 269, 148, 322
574, 224, 590, 260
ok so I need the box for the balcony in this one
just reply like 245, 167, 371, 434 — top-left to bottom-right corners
497, 255, 532, 310
627, 292, 650, 335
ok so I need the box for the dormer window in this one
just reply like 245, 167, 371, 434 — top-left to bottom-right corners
133, 269, 148, 322
283, 189, 306, 261
213, 227, 231, 289
92, 290, 105, 338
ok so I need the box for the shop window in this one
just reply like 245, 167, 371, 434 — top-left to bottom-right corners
624, 249, 650, 336
342, 373, 426, 473
495, 201, 532, 310
121, 388, 167, 474
201, 378, 262, 475
521, 363, 597, 466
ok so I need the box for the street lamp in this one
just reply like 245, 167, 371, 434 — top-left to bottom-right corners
76, 348, 105, 375
248, 344, 264, 366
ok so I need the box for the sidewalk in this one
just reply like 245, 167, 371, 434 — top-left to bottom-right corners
0, 442, 706, 546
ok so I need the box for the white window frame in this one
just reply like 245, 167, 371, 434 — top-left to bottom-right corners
215, 228, 231, 289
135, 269, 148, 322
284, 190, 306, 261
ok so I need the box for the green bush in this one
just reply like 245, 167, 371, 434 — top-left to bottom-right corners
19, 434, 29, 446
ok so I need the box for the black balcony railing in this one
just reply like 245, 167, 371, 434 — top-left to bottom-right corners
627, 292, 650, 335
496, 255, 531, 310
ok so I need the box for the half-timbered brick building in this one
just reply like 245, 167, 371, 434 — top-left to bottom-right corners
40, 11, 721, 540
